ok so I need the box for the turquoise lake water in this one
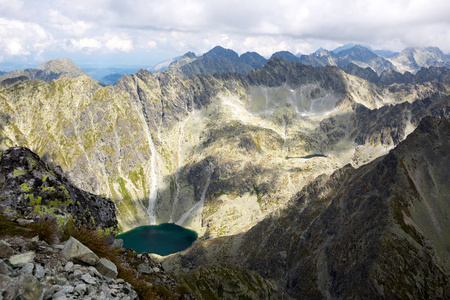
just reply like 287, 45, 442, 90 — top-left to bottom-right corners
117, 223, 198, 256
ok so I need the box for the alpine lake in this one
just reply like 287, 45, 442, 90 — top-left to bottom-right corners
117, 223, 198, 256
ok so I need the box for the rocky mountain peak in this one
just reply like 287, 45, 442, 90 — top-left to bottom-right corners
182, 51, 197, 59
390, 46, 450, 74
270, 50, 299, 63
336, 45, 395, 73
239, 51, 267, 68
313, 48, 334, 58
204, 45, 239, 61
337, 45, 378, 60
0, 58, 88, 83
332, 42, 372, 53
35, 58, 86, 77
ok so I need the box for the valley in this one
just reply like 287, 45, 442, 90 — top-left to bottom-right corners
0, 44, 449, 298
0, 54, 449, 238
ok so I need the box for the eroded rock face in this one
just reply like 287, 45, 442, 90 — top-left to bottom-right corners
0, 147, 117, 230
163, 117, 450, 299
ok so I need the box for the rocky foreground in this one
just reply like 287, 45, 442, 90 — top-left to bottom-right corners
0, 234, 138, 300
0, 218, 195, 300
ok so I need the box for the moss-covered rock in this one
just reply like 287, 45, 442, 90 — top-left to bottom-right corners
0, 147, 117, 231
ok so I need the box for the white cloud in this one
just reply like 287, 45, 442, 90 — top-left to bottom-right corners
145, 41, 157, 49
105, 34, 133, 52
0, 0, 24, 15
48, 9, 92, 36
1, 0, 450, 66
68, 34, 133, 53
69, 38, 102, 51
0, 18, 51, 59
6, 39, 28, 56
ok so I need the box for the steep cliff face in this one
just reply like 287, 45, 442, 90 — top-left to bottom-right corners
0, 58, 449, 237
163, 117, 450, 299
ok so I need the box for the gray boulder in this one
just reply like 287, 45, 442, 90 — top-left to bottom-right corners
33, 264, 44, 279
0, 241, 15, 258
9, 251, 35, 267
16, 218, 34, 226
137, 263, 153, 275
111, 239, 123, 249
0, 274, 14, 298
0, 260, 13, 276
14, 274, 44, 300
20, 263, 34, 275
81, 273, 96, 284
60, 237, 99, 266
95, 258, 118, 279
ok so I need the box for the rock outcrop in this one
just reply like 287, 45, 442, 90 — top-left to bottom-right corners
0, 147, 117, 231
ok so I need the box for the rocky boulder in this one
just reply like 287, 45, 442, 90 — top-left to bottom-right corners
0, 241, 14, 258
9, 251, 35, 267
61, 237, 99, 266
95, 258, 118, 279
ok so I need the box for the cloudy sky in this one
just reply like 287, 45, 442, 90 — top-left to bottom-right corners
1, 0, 449, 69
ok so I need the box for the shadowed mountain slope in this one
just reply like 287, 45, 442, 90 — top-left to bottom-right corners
164, 116, 450, 299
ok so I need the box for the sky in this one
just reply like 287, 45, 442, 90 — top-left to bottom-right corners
1, 0, 450, 70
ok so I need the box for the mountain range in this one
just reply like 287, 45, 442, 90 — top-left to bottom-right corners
0, 44, 449, 298
2, 44, 449, 87
160, 44, 450, 80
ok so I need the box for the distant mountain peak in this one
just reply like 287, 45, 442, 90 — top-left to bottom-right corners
314, 47, 325, 53
345, 45, 373, 52
182, 51, 197, 59
270, 51, 299, 63
390, 46, 449, 74
0, 58, 88, 83
333, 43, 372, 53
35, 58, 88, 78
239, 52, 267, 69
204, 46, 239, 60
313, 48, 334, 58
